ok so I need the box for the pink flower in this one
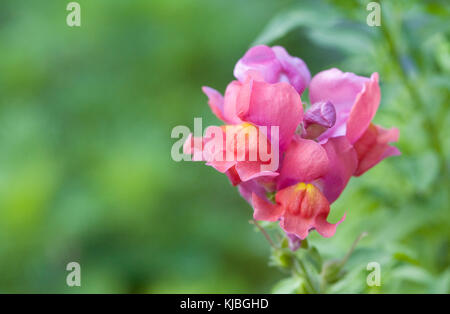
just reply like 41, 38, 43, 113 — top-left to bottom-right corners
185, 66, 304, 185
307, 68, 400, 175
309, 68, 380, 144
353, 124, 400, 176
234, 45, 311, 94
183, 123, 279, 186
202, 71, 303, 151
252, 182, 345, 240
303, 100, 337, 139
183, 45, 400, 244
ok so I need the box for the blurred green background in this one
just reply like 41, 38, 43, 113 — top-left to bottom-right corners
0, 0, 448, 293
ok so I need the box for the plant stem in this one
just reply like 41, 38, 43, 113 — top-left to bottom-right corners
249, 219, 277, 249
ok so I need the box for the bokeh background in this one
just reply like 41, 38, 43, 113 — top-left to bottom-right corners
0, 0, 448, 293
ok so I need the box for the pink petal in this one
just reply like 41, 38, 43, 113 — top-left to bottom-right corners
272, 46, 311, 94
277, 137, 329, 190
304, 101, 336, 129
303, 101, 337, 140
241, 80, 303, 151
346, 73, 381, 144
353, 124, 400, 176
223, 81, 245, 124
280, 213, 313, 240
286, 233, 302, 251
234, 45, 282, 84
278, 183, 338, 240
235, 162, 279, 182
238, 179, 269, 204
310, 68, 370, 142
202, 86, 227, 122
252, 193, 284, 222
320, 136, 358, 203
309, 68, 369, 112
314, 212, 346, 238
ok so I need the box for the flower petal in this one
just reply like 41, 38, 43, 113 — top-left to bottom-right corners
238, 179, 269, 204
242, 80, 303, 151
234, 45, 282, 84
202, 86, 227, 122
353, 124, 400, 176
320, 136, 358, 203
314, 212, 346, 238
278, 183, 338, 239
277, 137, 329, 189
235, 162, 279, 182
304, 101, 336, 129
272, 46, 311, 94
252, 192, 284, 222
309, 68, 369, 113
309, 68, 370, 142
346, 73, 381, 144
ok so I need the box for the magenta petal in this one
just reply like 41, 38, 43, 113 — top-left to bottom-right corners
304, 101, 336, 129
310, 68, 370, 141
277, 137, 329, 189
346, 73, 381, 144
286, 233, 302, 251
234, 45, 282, 84
252, 193, 284, 222
242, 81, 303, 151
238, 180, 269, 204
320, 136, 358, 204
272, 46, 311, 94
309, 68, 369, 111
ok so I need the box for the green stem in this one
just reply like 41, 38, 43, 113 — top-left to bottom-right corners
293, 259, 318, 294
249, 219, 277, 249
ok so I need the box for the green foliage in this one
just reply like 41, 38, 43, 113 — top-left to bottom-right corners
0, 0, 448, 293
253, 0, 449, 293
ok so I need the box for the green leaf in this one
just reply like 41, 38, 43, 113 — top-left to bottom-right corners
271, 277, 305, 294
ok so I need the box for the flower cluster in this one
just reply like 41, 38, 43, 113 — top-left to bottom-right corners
184, 45, 400, 246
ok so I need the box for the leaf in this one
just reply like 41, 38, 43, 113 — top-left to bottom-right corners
271, 277, 304, 294
252, 2, 374, 55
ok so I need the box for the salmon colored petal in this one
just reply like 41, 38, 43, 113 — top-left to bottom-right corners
242, 80, 303, 151
320, 136, 358, 203
346, 73, 380, 144
235, 162, 279, 182
314, 212, 346, 238
252, 193, 284, 222
280, 213, 313, 240
354, 124, 400, 176
223, 81, 245, 124
278, 183, 339, 240
277, 137, 329, 190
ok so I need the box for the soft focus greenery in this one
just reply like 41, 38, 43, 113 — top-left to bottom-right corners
0, 0, 448, 293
